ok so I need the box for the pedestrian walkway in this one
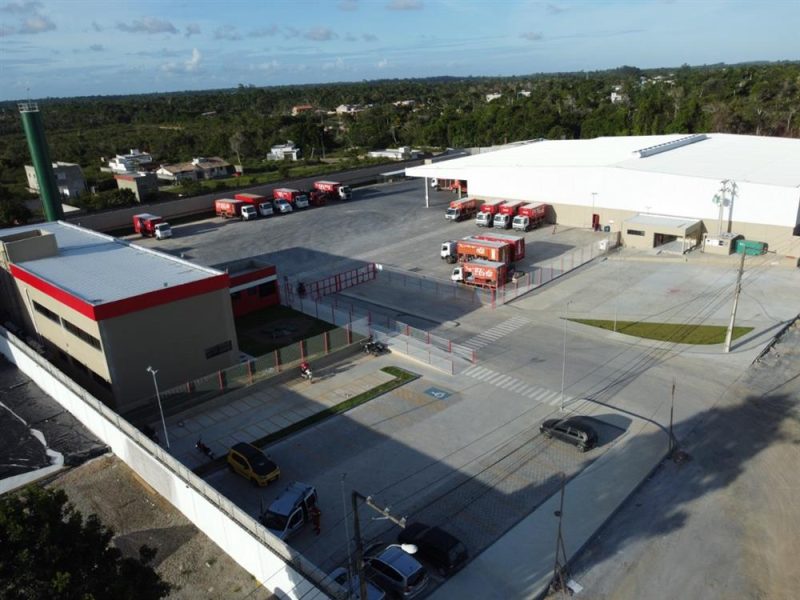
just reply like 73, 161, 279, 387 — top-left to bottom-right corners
461, 316, 530, 350
462, 364, 575, 407
161, 357, 396, 470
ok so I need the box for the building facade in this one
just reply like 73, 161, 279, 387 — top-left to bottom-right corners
115, 171, 158, 202
25, 162, 87, 199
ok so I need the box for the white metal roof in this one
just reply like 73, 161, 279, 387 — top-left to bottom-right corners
407, 134, 800, 188
623, 214, 701, 230
6, 221, 223, 305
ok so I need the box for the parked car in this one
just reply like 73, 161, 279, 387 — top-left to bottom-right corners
397, 523, 468, 576
329, 567, 386, 600
364, 544, 428, 599
273, 198, 293, 214
539, 417, 598, 452
226, 442, 280, 486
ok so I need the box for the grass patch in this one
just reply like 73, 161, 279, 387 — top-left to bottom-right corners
570, 319, 753, 345
250, 366, 419, 447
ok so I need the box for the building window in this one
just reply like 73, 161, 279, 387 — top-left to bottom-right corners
32, 301, 61, 325
62, 319, 102, 350
205, 340, 233, 359
259, 281, 276, 297
626, 229, 646, 236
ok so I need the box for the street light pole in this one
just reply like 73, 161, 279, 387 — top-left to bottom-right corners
146, 366, 170, 448
560, 302, 570, 413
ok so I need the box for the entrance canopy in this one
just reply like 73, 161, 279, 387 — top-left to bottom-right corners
622, 214, 702, 252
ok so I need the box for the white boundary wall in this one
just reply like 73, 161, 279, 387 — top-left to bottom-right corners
0, 327, 338, 600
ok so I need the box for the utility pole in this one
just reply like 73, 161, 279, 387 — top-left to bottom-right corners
351, 491, 407, 600
724, 250, 746, 353
550, 473, 569, 597
668, 379, 676, 454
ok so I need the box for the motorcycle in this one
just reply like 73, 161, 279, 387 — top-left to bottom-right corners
196, 438, 214, 459
361, 336, 389, 356
300, 363, 314, 383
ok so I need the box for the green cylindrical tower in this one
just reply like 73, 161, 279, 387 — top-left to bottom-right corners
19, 101, 63, 221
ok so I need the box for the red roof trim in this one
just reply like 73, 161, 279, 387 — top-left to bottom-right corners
9, 264, 230, 322
228, 265, 277, 287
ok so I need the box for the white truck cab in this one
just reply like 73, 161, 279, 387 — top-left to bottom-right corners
260, 481, 318, 541
512, 215, 529, 232
440, 240, 457, 263
475, 211, 493, 227
258, 202, 274, 217
241, 205, 258, 220
294, 194, 310, 209
493, 212, 512, 229
154, 222, 172, 240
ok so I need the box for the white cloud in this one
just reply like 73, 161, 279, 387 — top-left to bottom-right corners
362, 33, 378, 42
118, 17, 178, 35
387, 0, 423, 10
305, 27, 337, 41
185, 23, 201, 37
89, 44, 104, 52
377, 58, 388, 68
1, 1, 42, 14
322, 57, 346, 71
91, 21, 102, 32
249, 25, 278, 37
214, 25, 241, 41
520, 31, 543, 41
18, 13, 54, 33
185, 48, 202, 72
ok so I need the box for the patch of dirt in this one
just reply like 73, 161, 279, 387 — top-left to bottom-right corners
48, 454, 275, 600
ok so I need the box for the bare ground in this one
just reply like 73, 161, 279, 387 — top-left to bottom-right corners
47, 454, 275, 600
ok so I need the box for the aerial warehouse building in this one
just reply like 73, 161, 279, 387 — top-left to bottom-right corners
18, 102, 63, 221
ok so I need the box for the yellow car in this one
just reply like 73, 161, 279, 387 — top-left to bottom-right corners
227, 442, 280, 486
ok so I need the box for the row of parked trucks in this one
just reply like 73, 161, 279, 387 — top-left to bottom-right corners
215, 181, 353, 221
441, 232, 526, 289
446, 197, 549, 232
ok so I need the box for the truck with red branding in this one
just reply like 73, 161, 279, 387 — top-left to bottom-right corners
308, 189, 328, 206
451, 259, 507, 289
512, 203, 549, 232
313, 180, 352, 201
492, 201, 524, 230
473, 232, 525, 262
215, 198, 256, 220
445, 197, 482, 222
475, 199, 506, 227
440, 237, 512, 265
273, 188, 309, 209
235, 193, 274, 217
133, 213, 172, 239
449, 179, 467, 195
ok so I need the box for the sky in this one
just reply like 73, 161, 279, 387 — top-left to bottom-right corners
0, 0, 798, 101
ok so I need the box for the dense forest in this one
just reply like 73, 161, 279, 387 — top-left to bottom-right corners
1, 62, 798, 221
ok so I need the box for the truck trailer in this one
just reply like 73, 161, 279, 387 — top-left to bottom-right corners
512, 203, 549, 232
475, 199, 506, 227
492, 201, 524, 230
133, 213, 172, 240
473, 232, 525, 261
235, 193, 274, 217
313, 180, 352, 201
273, 188, 309, 209
451, 259, 507, 289
445, 197, 482, 222
215, 198, 255, 220
441, 237, 512, 265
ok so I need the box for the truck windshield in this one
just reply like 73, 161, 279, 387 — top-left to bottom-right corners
446, 208, 458, 217
263, 512, 288, 531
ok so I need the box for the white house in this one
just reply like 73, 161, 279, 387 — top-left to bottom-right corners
25, 162, 87, 199
367, 146, 422, 161
266, 141, 301, 161
108, 149, 153, 173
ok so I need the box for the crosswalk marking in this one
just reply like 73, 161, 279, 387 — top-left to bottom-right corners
463, 365, 574, 407
461, 316, 530, 351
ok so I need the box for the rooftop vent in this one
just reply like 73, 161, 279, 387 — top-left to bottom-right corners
635, 134, 708, 158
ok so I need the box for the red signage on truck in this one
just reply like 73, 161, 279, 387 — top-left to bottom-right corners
473, 232, 525, 261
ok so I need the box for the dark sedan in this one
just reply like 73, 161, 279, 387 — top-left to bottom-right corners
540, 417, 598, 452
397, 523, 468, 577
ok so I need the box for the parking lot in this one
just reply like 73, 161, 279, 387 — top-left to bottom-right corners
138, 178, 799, 597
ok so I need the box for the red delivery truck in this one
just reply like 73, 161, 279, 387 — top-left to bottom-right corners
473, 232, 525, 261
308, 189, 328, 206
313, 180, 352, 201
440, 237, 512, 265
451, 259, 507, 288
235, 193, 274, 217
133, 213, 172, 240
274, 187, 310, 208
512, 203, 549, 232
215, 198, 255, 220
445, 197, 482, 222
492, 201, 524, 229
449, 180, 468, 195
475, 199, 506, 227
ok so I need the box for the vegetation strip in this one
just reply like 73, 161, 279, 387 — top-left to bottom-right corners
192, 366, 418, 476
570, 319, 753, 345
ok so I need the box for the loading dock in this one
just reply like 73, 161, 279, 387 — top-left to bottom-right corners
622, 214, 702, 253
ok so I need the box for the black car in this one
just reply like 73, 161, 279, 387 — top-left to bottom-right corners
397, 523, 469, 577
540, 417, 598, 452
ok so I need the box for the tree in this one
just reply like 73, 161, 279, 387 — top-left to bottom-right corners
229, 130, 248, 167
0, 197, 32, 226
0, 486, 170, 599
81, 188, 137, 212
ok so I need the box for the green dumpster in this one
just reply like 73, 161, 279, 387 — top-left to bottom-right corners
735, 239, 768, 256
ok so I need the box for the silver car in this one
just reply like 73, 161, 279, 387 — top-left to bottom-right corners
365, 545, 428, 599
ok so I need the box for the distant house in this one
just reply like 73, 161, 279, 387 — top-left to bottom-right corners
367, 146, 422, 161
518, 90, 532, 98
392, 100, 416, 107
266, 141, 301, 161
108, 149, 153, 173
485, 92, 502, 102
291, 104, 314, 116
156, 157, 231, 183
115, 172, 158, 202
25, 162, 87, 199
336, 104, 367, 115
